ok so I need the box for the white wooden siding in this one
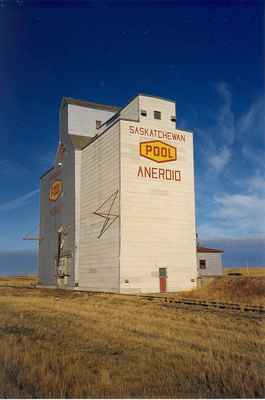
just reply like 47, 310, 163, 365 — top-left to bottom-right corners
78, 123, 120, 291
39, 167, 63, 286
39, 110, 77, 287
40, 95, 198, 294
120, 96, 139, 121
119, 119, 197, 293
197, 253, 223, 276
68, 104, 115, 137
74, 149, 82, 284
139, 96, 176, 130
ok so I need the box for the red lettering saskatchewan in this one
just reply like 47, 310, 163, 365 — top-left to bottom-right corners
129, 125, 186, 142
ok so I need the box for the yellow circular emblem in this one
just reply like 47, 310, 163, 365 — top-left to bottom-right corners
49, 180, 63, 201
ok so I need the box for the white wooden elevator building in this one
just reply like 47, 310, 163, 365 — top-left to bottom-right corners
39, 94, 198, 293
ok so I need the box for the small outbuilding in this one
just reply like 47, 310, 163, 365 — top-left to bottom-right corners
197, 246, 224, 280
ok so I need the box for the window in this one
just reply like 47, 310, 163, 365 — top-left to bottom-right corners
154, 110, 161, 120
159, 268, 167, 277
141, 110, 147, 117
96, 120, 102, 129
199, 260, 206, 269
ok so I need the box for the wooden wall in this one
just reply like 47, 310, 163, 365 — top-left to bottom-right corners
119, 114, 197, 293
197, 253, 223, 277
78, 123, 120, 291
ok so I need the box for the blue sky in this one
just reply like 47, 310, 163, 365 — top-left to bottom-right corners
0, 0, 264, 273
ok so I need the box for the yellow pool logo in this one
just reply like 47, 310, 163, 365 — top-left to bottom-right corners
49, 180, 63, 201
140, 140, 177, 163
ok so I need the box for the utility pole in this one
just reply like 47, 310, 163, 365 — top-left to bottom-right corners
246, 259, 249, 276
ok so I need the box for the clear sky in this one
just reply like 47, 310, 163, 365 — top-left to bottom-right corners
0, 0, 264, 272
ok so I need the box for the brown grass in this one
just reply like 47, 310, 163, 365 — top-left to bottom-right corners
0, 276, 38, 287
225, 267, 265, 277
0, 278, 264, 398
178, 276, 265, 306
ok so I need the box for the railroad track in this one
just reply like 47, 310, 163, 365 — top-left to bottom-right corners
140, 295, 265, 315
1, 284, 264, 315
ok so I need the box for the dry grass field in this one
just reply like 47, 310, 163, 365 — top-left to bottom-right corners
0, 275, 37, 287
225, 267, 265, 277
178, 276, 265, 306
0, 276, 264, 398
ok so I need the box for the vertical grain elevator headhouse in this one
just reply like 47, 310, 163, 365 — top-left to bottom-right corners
39, 94, 197, 293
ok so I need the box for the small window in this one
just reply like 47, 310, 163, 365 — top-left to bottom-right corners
171, 116, 176, 122
159, 268, 167, 277
96, 120, 102, 129
141, 110, 147, 117
199, 260, 206, 269
154, 110, 161, 120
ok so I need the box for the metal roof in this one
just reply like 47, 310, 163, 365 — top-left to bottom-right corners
39, 166, 54, 180
197, 246, 224, 253
69, 134, 93, 149
61, 97, 121, 113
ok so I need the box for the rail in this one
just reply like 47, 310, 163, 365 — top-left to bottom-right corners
0, 285, 264, 315
140, 295, 265, 314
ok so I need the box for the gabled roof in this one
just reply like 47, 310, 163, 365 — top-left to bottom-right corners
61, 97, 121, 113
197, 246, 224, 253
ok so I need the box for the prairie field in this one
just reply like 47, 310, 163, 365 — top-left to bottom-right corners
0, 276, 264, 398
0, 275, 37, 287
178, 275, 265, 306
225, 267, 265, 277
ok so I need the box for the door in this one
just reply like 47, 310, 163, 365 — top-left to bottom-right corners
159, 268, 167, 293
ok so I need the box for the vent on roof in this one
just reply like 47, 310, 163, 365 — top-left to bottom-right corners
141, 110, 147, 117
154, 110, 161, 120
96, 120, 102, 129
171, 116, 176, 122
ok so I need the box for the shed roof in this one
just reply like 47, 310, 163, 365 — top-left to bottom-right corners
197, 246, 224, 253
61, 97, 121, 113
40, 166, 54, 180
69, 134, 93, 149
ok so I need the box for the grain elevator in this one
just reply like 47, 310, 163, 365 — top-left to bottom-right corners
39, 94, 197, 293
